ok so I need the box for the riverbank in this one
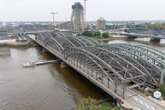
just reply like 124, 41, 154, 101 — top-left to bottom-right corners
0, 39, 32, 47
75, 97, 120, 110
0, 47, 108, 110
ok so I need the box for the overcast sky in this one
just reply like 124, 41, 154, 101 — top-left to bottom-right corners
0, 0, 164, 21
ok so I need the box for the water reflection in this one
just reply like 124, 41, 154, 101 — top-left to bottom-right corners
43, 52, 108, 101
0, 47, 107, 110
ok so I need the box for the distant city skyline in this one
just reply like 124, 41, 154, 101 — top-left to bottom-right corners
0, 0, 165, 21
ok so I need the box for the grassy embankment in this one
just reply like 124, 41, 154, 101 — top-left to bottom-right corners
75, 97, 120, 110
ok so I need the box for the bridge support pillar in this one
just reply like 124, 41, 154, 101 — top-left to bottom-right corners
126, 36, 137, 40
150, 38, 160, 43
41, 48, 47, 53
160, 70, 165, 84
122, 87, 125, 99
116, 99, 123, 108
60, 62, 68, 68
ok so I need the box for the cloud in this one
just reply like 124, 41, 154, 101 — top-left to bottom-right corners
0, 0, 164, 21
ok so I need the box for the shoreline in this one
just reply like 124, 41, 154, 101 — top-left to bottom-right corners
0, 39, 32, 47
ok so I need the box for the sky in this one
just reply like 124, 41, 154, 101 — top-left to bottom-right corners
0, 0, 165, 21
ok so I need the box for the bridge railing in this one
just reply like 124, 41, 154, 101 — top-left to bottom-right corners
107, 43, 165, 85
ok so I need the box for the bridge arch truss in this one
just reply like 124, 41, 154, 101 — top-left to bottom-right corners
100, 43, 165, 85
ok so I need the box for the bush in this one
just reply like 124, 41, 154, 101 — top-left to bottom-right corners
77, 33, 82, 36
94, 31, 101, 37
75, 97, 120, 110
159, 84, 165, 97
82, 31, 93, 37
147, 23, 165, 30
82, 31, 101, 38
102, 32, 109, 38
76, 97, 99, 110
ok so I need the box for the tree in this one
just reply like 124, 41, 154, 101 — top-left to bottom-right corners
94, 31, 101, 37
102, 32, 109, 38
82, 31, 93, 37
75, 97, 120, 110
159, 84, 165, 98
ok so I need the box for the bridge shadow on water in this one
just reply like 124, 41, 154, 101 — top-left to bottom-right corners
37, 47, 115, 104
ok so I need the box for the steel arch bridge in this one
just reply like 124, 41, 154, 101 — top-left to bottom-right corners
31, 31, 97, 55
28, 31, 165, 102
99, 43, 165, 85
63, 46, 153, 88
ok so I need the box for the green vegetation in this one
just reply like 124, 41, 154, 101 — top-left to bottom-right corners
81, 31, 110, 39
147, 23, 165, 30
102, 32, 109, 38
75, 97, 120, 110
94, 31, 101, 37
159, 84, 165, 98
82, 31, 94, 37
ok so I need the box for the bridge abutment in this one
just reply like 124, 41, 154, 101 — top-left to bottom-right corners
60, 62, 68, 68
126, 36, 137, 40
150, 38, 161, 43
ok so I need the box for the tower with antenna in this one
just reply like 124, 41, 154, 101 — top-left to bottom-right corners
51, 12, 57, 26
71, 2, 84, 32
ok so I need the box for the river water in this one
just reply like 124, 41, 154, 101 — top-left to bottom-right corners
0, 46, 106, 110
0, 38, 165, 110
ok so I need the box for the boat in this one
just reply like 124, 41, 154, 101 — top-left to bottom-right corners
23, 62, 35, 67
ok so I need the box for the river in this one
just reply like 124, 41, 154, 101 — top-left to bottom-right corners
0, 46, 107, 110
0, 38, 165, 110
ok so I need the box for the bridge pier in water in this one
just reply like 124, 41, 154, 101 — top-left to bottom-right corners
126, 36, 137, 40
60, 62, 68, 68
41, 48, 48, 53
150, 38, 161, 43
